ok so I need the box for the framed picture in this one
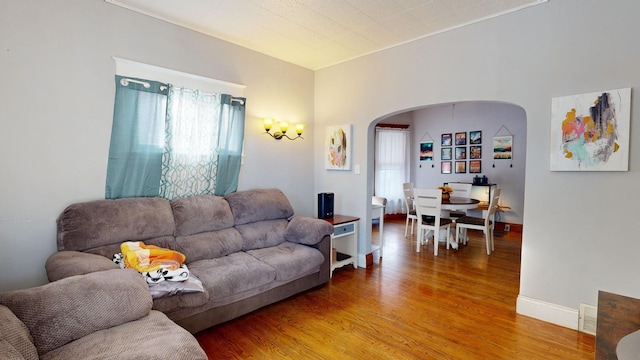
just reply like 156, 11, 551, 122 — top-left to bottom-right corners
441, 161, 452, 174
441, 133, 452, 147
470, 145, 482, 159
550, 87, 631, 171
441, 147, 452, 160
455, 147, 466, 160
469, 160, 481, 173
420, 141, 434, 161
455, 132, 467, 145
470, 130, 482, 144
325, 124, 352, 170
455, 161, 466, 173
493, 135, 513, 160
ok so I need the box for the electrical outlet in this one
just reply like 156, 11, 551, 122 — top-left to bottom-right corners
504, 224, 510, 232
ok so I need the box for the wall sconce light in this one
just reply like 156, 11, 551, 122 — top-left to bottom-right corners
263, 118, 304, 140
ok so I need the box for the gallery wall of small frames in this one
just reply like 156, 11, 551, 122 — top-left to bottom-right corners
419, 125, 513, 172
439, 130, 482, 174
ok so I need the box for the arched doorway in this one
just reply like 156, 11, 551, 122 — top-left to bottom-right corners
365, 100, 526, 256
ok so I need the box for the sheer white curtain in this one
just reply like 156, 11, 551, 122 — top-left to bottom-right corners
160, 86, 221, 199
375, 127, 410, 214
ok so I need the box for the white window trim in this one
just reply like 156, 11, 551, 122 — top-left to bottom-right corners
112, 57, 245, 97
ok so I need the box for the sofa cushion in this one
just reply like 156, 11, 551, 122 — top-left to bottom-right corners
225, 189, 294, 225
57, 197, 175, 254
176, 228, 243, 263
284, 216, 334, 245
235, 219, 288, 251
152, 287, 210, 314
247, 242, 325, 281
0, 269, 152, 355
0, 305, 38, 360
39, 311, 207, 360
45, 250, 119, 282
188, 252, 276, 301
171, 195, 235, 236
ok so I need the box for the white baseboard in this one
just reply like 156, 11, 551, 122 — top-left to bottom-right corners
516, 295, 579, 330
357, 253, 366, 268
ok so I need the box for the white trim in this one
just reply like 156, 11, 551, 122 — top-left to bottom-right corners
357, 253, 366, 269
112, 57, 245, 96
516, 295, 579, 330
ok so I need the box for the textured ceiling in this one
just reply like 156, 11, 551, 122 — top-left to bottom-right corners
107, 0, 547, 70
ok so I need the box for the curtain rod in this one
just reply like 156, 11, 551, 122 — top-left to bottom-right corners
120, 78, 167, 91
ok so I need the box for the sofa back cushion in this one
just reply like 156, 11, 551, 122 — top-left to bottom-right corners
176, 228, 243, 263
235, 219, 288, 251
57, 197, 175, 257
171, 195, 241, 262
171, 195, 234, 236
0, 269, 151, 356
225, 189, 294, 225
0, 305, 38, 360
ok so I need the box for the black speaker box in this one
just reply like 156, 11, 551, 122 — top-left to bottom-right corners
317, 193, 334, 219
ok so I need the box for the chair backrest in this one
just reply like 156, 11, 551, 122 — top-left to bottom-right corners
485, 188, 502, 226
448, 183, 472, 199
413, 188, 443, 225
402, 183, 414, 212
372, 196, 387, 207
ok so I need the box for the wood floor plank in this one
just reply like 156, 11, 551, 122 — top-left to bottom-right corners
196, 218, 595, 359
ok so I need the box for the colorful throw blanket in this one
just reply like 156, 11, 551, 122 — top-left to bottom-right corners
114, 241, 189, 284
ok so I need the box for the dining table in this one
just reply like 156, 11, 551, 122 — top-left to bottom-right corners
434, 196, 481, 249
441, 196, 481, 216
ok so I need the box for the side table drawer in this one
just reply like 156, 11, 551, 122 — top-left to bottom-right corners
334, 223, 354, 236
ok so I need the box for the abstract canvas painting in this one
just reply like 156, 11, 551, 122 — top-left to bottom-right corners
325, 125, 352, 170
420, 141, 433, 161
493, 136, 512, 160
550, 88, 631, 171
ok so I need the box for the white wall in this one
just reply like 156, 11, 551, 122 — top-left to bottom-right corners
410, 102, 526, 224
315, 0, 640, 329
0, 0, 315, 292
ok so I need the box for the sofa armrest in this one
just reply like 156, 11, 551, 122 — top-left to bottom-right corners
309, 234, 331, 283
0, 269, 152, 356
284, 216, 334, 246
0, 305, 38, 360
46, 250, 119, 282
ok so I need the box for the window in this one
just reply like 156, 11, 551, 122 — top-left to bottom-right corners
106, 70, 246, 199
374, 127, 410, 214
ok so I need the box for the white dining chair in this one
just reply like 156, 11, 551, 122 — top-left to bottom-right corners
413, 188, 453, 256
447, 183, 473, 219
455, 188, 501, 255
402, 183, 418, 237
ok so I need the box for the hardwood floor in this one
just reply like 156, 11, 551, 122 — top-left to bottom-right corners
196, 218, 595, 359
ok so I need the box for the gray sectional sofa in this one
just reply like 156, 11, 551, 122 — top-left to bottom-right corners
0, 269, 207, 360
45, 188, 334, 334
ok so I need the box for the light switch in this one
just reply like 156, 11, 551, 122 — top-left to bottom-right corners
354, 164, 360, 174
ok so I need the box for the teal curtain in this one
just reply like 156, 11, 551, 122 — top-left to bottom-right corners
105, 76, 168, 199
214, 95, 246, 195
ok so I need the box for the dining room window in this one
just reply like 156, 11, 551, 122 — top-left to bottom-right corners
374, 125, 410, 214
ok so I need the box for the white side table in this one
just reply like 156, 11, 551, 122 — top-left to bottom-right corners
323, 215, 359, 278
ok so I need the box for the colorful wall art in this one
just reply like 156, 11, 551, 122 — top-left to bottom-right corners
420, 141, 433, 161
441, 161, 452, 174
493, 135, 513, 160
470, 130, 482, 144
441, 133, 452, 147
325, 125, 352, 170
550, 88, 631, 171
